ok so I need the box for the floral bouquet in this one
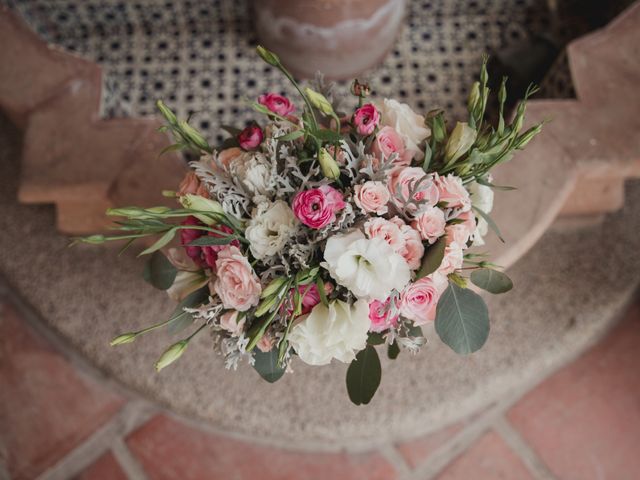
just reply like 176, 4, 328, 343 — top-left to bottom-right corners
78, 47, 542, 405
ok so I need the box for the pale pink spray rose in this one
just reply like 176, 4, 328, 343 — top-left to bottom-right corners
435, 173, 471, 211
257, 333, 276, 353
354, 181, 390, 215
445, 210, 477, 246
372, 126, 413, 167
292, 185, 345, 229
237, 125, 263, 151
399, 274, 448, 325
412, 206, 446, 244
258, 93, 295, 116
438, 242, 464, 276
388, 167, 439, 214
368, 297, 400, 333
364, 217, 405, 253
370, 217, 424, 271
352, 103, 380, 136
219, 311, 246, 337
213, 246, 262, 312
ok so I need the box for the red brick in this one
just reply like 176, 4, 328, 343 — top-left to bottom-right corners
508, 302, 640, 480
395, 422, 465, 469
127, 415, 398, 480
435, 431, 534, 480
75, 452, 128, 480
0, 302, 124, 479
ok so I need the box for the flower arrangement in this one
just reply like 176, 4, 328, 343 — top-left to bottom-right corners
78, 46, 542, 405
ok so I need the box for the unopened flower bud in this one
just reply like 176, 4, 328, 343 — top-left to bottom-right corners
179, 194, 224, 225
445, 122, 477, 164
156, 100, 178, 125
179, 120, 210, 151
155, 340, 189, 371
304, 88, 334, 116
427, 110, 446, 143
110, 333, 137, 346
448, 273, 468, 289
351, 79, 371, 97
467, 81, 481, 112
318, 148, 340, 180
261, 277, 287, 299
256, 45, 280, 66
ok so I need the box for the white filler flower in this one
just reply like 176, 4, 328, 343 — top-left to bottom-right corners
288, 299, 369, 365
245, 200, 298, 259
322, 230, 411, 300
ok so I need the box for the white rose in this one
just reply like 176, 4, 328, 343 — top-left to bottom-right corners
469, 180, 494, 246
229, 152, 272, 196
377, 98, 430, 160
245, 200, 298, 259
288, 299, 370, 365
322, 230, 411, 301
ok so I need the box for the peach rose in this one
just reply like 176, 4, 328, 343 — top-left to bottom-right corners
372, 126, 413, 167
213, 246, 262, 311
219, 311, 246, 337
412, 206, 446, 244
399, 274, 448, 325
388, 167, 439, 214
218, 147, 244, 170
435, 173, 471, 211
354, 181, 390, 215
178, 171, 201, 196
364, 217, 405, 252
257, 332, 276, 353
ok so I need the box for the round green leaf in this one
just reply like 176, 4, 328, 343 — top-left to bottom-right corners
346, 345, 381, 406
253, 348, 286, 383
435, 283, 490, 355
144, 251, 177, 290
470, 268, 513, 294
416, 236, 446, 279
387, 341, 400, 360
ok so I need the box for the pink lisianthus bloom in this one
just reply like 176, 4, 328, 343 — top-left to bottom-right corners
388, 167, 439, 214
368, 297, 400, 333
399, 274, 448, 325
435, 173, 471, 211
352, 103, 380, 136
412, 206, 446, 244
237, 125, 263, 151
258, 93, 295, 116
292, 185, 345, 229
354, 181, 390, 215
213, 245, 262, 312
372, 126, 413, 167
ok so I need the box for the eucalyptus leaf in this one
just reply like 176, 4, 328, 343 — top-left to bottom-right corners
144, 251, 177, 290
476, 176, 516, 191
416, 237, 446, 279
167, 287, 210, 335
472, 206, 504, 242
253, 348, 286, 383
435, 283, 489, 355
367, 332, 385, 346
346, 345, 381, 406
187, 235, 237, 247
388, 341, 400, 360
470, 268, 513, 294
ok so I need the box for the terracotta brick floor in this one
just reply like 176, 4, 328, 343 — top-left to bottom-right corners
1, 279, 639, 480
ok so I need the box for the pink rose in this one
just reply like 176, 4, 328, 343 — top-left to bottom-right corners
213, 246, 262, 311
219, 310, 246, 337
435, 173, 471, 211
237, 125, 263, 151
354, 181, 390, 215
388, 167, 439, 213
395, 221, 425, 270
292, 185, 345, 229
258, 93, 295, 116
218, 147, 244, 169
180, 216, 206, 267
372, 126, 413, 167
438, 242, 464, 276
368, 297, 400, 333
399, 274, 448, 325
445, 210, 476, 246
364, 217, 405, 252
412, 206, 446, 244
352, 103, 380, 136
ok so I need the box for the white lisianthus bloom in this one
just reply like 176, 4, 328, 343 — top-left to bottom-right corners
377, 98, 430, 160
245, 200, 298, 259
469, 180, 494, 246
322, 230, 411, 300
229, 152, 272, 196
288, 299, 370, 366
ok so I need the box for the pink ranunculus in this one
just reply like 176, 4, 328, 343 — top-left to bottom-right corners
412, 206, 446, 244
219, 310, 246, 337
354, 181, 390, 215
438, 242, 464, 276
237, 125, 263, 151
258, 93, 295, 116
368, 297, 400, 333
292, 185, 345, 229
435, 173, 471, 211
445, 210, 476, 246
218, 147, 244, 169
399, 274, 448, 325
364, 217, 405, 252
180, 216, 206, 267
352, 103, 380, 136
388, 167, 439, 214
372, 126, 413, 167
201, 224, 240, 269
213, 246, 262, 312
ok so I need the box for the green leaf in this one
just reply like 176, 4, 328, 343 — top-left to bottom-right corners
253, 348, 286, 383
143, 251, 177, 290
187, 235, 237, 247
313, 129, 342, 143
138, 228, 176, 256
472, 206, 504, 242
388, 341, 400, 360
422, 142, 432, 171
416, 236, 446, 279
167, 288, 209, 335
276, 130, 305, 142
346, 345, 381, 406
406, 324, 424, 338
470, 268, 513, 294
435, 283, 490, 355
158, 143, 185, 157
316, 277, 329, 306
476, 176, 516, 191
367, 332, 385, 346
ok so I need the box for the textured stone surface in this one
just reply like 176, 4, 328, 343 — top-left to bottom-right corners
435, 431, 534, 480
0, 302, 124, 480
396, 421, 465, 469
508, 303, 640, 480
127, 415, 398, 480
75, 452, 128, 480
